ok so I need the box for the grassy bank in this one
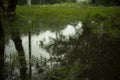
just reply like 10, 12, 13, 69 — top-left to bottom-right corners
4, 3, 120, 34
16, 4, 120, 21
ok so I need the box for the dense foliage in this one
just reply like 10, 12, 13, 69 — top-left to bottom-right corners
17, 0, 76, 5
91, 0, 120, 6
17, 0, 120, 6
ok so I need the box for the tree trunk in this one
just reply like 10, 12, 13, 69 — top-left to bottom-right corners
27, 0, 31, 6
11, 31, 27, 80
29, 32, 32, 79
7, 0, 27, 79
0, 17, 5, 80
7, 0, 17, 13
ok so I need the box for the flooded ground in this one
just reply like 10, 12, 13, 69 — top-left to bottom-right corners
2, 21, 83, 80
0, 7, 120, 80
5, 21, 83, 59
4, 21, 83, 80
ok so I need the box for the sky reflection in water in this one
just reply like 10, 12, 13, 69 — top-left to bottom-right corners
5, 21, 83, 59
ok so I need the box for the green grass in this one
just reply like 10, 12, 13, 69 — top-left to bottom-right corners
3, 3, 120, 35
16, 3, 120, 24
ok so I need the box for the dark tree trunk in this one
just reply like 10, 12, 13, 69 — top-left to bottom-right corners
7, 0, 17, 13
11, 31, 27, 80
29, 32, 32, 79
7, 0, 27, 79
91, 0, 96, 4
0, 1, 5, 12
0, 18, 5, 80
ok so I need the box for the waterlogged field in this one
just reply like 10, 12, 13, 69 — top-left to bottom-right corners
1, 3, 120, 80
